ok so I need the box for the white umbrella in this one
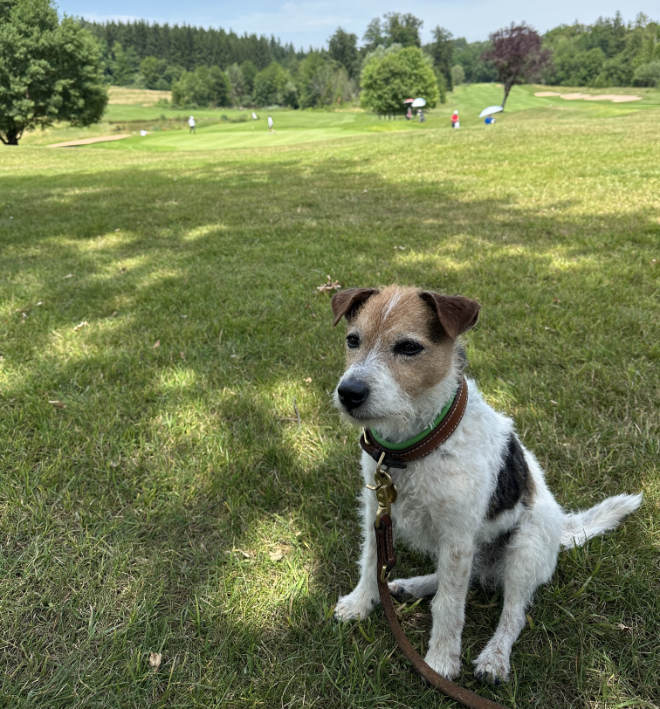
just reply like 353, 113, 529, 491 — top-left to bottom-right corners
479, 105, 504, 118
411, 97, 426, 108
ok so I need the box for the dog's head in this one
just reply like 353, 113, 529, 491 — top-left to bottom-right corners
331, 285, 479, 437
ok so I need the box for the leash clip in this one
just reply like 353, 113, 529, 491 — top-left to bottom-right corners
367, 451, 397, 526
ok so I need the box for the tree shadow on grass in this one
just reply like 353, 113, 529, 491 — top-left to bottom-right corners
0, 152, 656, 706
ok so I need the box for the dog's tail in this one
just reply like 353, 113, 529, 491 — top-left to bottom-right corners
560, 493, 642, 550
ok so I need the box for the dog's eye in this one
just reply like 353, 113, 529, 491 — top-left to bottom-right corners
346, 333, 360, 349
393, 339, 424, 356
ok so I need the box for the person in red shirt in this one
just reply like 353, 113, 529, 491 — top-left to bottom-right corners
451, 110, 459, 128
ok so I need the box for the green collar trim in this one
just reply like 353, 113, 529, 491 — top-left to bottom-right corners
369, 390, 458, 451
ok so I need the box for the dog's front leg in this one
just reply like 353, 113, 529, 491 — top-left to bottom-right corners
424, 538, 474, 679
335, 485, 380, 621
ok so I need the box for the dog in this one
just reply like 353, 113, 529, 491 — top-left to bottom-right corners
331, 285, 642, 684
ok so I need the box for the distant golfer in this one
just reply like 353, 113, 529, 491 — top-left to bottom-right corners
188, 115, 196, 133
267, 115, 273, 132
451, 110, 459, 129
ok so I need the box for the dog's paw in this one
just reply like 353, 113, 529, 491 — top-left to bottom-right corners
334, 589, 378, 621
473, 646, 510, 684
388, 574, 437, 601
424, 648, 461, 680
387, 579, 416, 602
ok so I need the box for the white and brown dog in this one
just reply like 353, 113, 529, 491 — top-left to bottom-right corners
331, 285, 642, 684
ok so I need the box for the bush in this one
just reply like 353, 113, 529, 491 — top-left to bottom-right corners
171, 66, 231, 108
298, 53, 356, 108
593, 55, 634, 87
360, 45, 439, 115
632, 61, 660, 87
253, 62, 298, 108
451, 64, 465, 86
220, 114, 248, 123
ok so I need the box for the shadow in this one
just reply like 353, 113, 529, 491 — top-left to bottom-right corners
0, 139, 656, 706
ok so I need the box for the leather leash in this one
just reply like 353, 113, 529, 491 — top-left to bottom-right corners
363, 377, 509, 709
375, 512, 508, 709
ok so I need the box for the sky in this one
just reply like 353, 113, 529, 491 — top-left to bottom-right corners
54, 1, 658, 49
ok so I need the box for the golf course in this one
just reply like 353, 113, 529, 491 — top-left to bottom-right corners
1, 83, 658, 707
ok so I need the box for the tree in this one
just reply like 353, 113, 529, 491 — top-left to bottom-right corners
171, 70, 204, 106
451, 64, 465, 86
171, 65, 230, 107
484, 24, 551, 108
227, 63, 246, 105
253, 62, 297, 107
162, 64, 184, 90
362, 13, 423, 52
360, 45, 439, 115
590, 13, 627, 57
328, 28, 359, 80
632, 60, 660, 86
540, 14, 657, 87
427, 26, 454, 91
299, 53, 334, 107
453, 38, 498, 83
109, 41, 139, 85
362, 18, 385, 54
384, 12, 423, 48
240, 60, 258, 97
140, 55, 167, 89
0, 0, 107, 146
298, 52, 354, 108
594, 55, 634, 87
207, 66, 230, 106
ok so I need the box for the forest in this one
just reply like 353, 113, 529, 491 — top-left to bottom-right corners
78, 12, 660, 108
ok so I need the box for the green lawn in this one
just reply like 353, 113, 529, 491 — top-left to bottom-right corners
1, 84, 658, 708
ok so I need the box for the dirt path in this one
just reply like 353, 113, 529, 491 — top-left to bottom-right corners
48, 134, 130, 148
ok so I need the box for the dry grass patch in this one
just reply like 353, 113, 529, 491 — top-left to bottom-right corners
108, 86, 171, 105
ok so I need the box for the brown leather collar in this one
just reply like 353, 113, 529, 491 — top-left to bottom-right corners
360, 376, 468, 468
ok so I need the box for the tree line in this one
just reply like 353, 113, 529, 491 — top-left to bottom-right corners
77, 13, 455, 110
542, 13, 660, 87
79, 11, 659, 110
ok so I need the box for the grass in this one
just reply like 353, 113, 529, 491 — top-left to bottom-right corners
1, 84, 658, 708
107, 86, 172, 105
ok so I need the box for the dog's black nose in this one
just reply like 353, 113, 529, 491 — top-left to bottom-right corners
338, 378, 370, 411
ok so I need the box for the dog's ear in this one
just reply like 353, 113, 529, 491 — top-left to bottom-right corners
331, 288, 379, 326
419, 292, 480, 339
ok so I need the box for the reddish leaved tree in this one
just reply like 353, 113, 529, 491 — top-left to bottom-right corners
484, 24, 551, 108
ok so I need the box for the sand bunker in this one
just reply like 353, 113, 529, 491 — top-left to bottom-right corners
535, 91, 641, 103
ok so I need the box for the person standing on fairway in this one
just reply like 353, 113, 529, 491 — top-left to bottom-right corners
188, 115, 196, 133
267, 115, 273, 132
451, 110, 459, 129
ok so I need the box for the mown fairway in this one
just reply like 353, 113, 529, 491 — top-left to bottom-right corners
1, 85, 658, 707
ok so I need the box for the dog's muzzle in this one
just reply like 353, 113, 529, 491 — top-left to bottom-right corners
337, 377, 370, 412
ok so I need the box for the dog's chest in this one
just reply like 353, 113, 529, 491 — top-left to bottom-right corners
386, 460, 458, 555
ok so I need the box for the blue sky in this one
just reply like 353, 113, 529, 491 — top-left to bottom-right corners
54, 1, 658, 49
